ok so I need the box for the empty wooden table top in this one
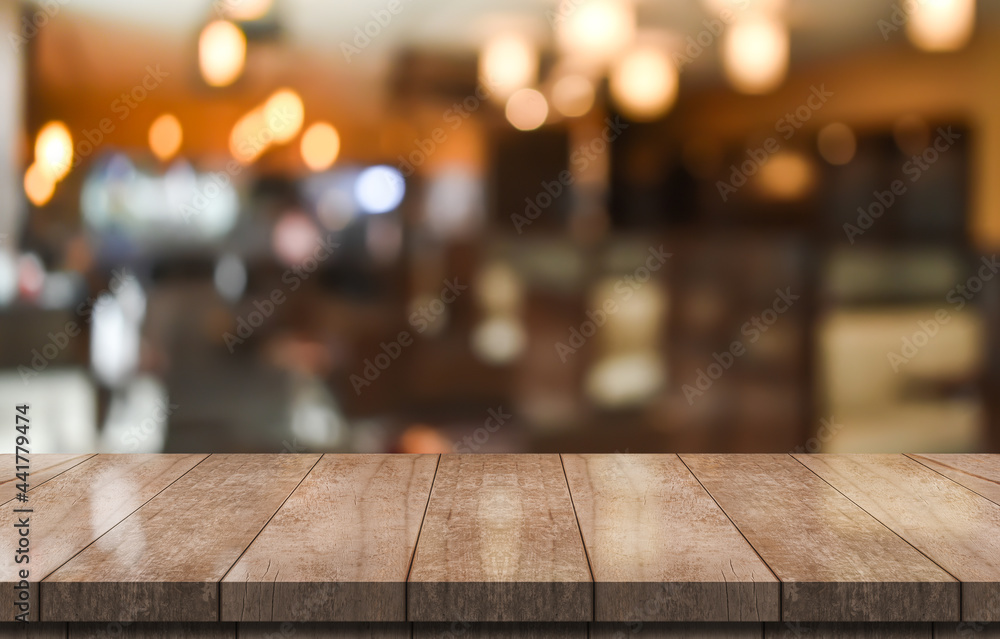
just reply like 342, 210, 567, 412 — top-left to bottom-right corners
407, 454, 593, 622
221, 454, 438, 622
562, 454, 778, 622
679, 454, 958, 622
2, 453, 998, 624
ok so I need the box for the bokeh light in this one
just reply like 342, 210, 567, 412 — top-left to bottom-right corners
229, 108, 269, 164
355, 165, 406, 214
907, 0, 975, 52
148, 114, 183, 162
551, 74, 596, 118
471, 316, 527, 365
300, 122, 341, 172
722, 13, 789, 94
264, 89, 305, 144
817, 122, 857, 165
424, 166, 485, 240
35, 121, 73, 182
221, 0, 274, 21
756, 151, 816, 200
610, 46, 678, 121
479, 33, 538, 100
17, 253, 46, 301
273, 211, 322, 266
198, 20, 246, 87
475, 263, 523, 315
556, 0, 635, 67
24, 163, 56, 207
505, 88, 549, 131
214, 253, 247, 303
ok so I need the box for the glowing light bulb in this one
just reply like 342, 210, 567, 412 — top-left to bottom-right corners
610, 46, 678, 121
199, 20, 246, 87
148, 114, 183, 161
722, 13, 789, 94
300, 122, 341, 172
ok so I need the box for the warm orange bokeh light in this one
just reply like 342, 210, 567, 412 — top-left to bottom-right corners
300, 122, 341, 172
198, 20, 246, 87
24, 163, 56, 206
148, 114, 183, 161
34, 121, 73, 182
264, 89, 305, 144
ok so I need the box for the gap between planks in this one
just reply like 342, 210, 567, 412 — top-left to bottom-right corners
787, 453, 963, 590
216, 453, 325, 622
675, 454, 783, 619
558, 453, 598, 623
404, 454, 442, 622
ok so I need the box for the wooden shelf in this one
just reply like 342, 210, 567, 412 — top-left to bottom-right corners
1, 453, 999, 638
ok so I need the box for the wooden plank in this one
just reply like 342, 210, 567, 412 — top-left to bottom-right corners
679, 455, 959, 622
591, 622, 763, 638
414, 623, 586, 639
562, 454, 779, 622
222, 454, 438, 622
764, 623, 931, 638
0, 454, 205, 621
407, 455, 593, 622
0, 624, 66, 639
933, 622, 1000, 638
41, 454, 320, 623
796, 454, 1000, 622
0, 454, 95, 505
68, 623, 235, 638
240, 623, 411, 639
907, 454, 1000, 506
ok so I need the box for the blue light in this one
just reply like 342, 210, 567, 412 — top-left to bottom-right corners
354, 165, 405, 214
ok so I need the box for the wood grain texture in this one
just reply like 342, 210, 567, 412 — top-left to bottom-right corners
591, 622, 763, 638
563, 454, 778, 622
908, 454, 1000, 506
933, 622, 1000, 638
42, 454, 320, 623
680, 455, 959, 622
240, 623, 411, 639
408, 455, 593, 622
0, 624, 66, 639
0, 454, 95, 505
67, 623, 235, 638
763, 623, 931, 638
414, 623, 586, 639
222, 454, 438, 622
0, 455, 205, 621
796, 454, 1000, 621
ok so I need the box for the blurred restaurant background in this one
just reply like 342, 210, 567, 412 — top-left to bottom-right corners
0, 0, 997, 454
